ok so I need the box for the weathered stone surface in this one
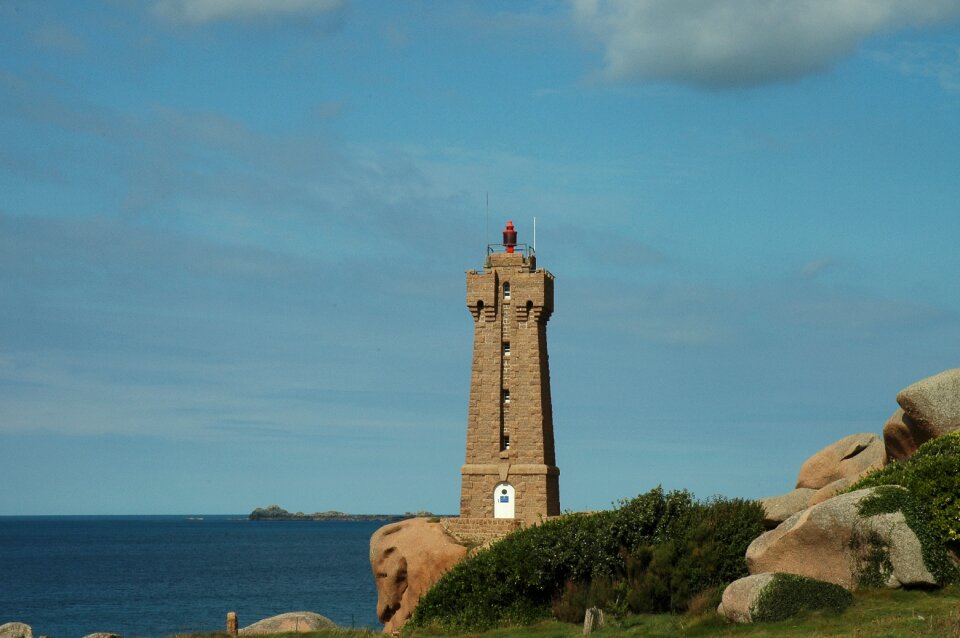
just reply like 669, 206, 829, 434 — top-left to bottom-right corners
238, 612, 334, 634
721, 573, 853, 623
758, 488, 815, 529
883, 408, 930, 463
896, 369, 960, 439
868, 512, 936, 587
796, 433, 885, 489
82, 633, 122, 638
0, 624, 33, 638
808, 476, 860, 507
441, 516, 522, 546
370, 517, 468, 633
719, 573, 776, 623
746, 487, 936, 590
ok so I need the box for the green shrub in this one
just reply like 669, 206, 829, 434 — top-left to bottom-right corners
608, 496, 765, 614
850, 432, 960, 547
752, 573, 853, 622
855, 485, 958, 585
850, 526, 895, 588
409, 510, 609, 631
550, 577, 617, 623
685, 585, 725, 617
408, 488, 765, 631
673, 497, 769, 603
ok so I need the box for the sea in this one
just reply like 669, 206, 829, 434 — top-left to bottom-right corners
0, 516, 384, 638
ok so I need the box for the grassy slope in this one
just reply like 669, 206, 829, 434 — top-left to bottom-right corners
401, 588, 960, 637
607, 586, 960, 638
408, 585, 960, 637
179, 586, 960, 638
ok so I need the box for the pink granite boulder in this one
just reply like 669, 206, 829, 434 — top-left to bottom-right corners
370, 518, 467, 633
746, 487, 936, 590
795, 433, 884, 489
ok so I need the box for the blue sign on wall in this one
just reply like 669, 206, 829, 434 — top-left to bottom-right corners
499, 496, 510, 503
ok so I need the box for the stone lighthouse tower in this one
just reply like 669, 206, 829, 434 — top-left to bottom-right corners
461, 221, 560, 522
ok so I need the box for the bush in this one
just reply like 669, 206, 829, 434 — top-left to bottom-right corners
855, 485, 958, 585
850, 432, 960, 547
849, 526, 895, 588
752, 573, 853, 622
408, 488, 765, 631
607, 495, 765, 615
551, 577, 617, 623
409, 510, 610, 631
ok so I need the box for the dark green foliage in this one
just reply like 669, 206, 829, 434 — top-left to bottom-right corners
408, 488, 765, 631
855, 485, 959, 585
409, 511, 604, 631
685, 584, 726, 617
752, 573, 853, 622
605, 496, 767, 615
671, 497, 771, 606
851, 432, 960, 547
550, 577, 617, 623
850, 527, 894, 588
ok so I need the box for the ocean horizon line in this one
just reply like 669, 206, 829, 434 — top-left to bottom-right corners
0, 512, 454, 518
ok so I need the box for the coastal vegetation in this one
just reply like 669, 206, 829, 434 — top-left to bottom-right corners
409, 585, 960, 636
405, 434, 960, 633
171, 585, 960, 637
849, 431, 960, 548
409, 487, 765, 631
851, 485, 958, 587
747, 573, 852, 622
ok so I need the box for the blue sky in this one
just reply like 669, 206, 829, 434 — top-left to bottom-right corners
1, 0, 959, 515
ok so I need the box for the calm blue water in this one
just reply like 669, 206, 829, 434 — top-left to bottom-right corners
0, 516, 383, 638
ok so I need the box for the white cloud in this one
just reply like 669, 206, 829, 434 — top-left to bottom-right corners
571, 0, 960, 88
153, 0, 345, 25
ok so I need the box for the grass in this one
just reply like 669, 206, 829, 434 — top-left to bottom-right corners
169, 631, 383, 638
171, 587, 960, 638
401, 586, 960, 638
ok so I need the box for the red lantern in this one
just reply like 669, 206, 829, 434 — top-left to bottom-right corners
502, 220, 517, 253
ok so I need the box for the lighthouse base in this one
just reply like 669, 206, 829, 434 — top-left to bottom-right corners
459, 463, 560, 523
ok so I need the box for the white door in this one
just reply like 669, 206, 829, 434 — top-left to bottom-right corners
493, 483, 515, 519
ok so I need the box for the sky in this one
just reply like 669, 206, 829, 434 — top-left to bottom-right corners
1, 0, 959, 515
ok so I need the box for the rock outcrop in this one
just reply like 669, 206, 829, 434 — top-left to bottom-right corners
746, 487, 936, 590
795, 433, 885, 490
758, 488, 815, 529
720, 573, 853, 623
718, 573, 776, 623
807, 475, 861, 507
896, 368, 960, 439
239, 612, 335, 634
0, 624, 32, 638
82, 633, 123, 638
883, 408, 928, 462
370, 517, 468, 633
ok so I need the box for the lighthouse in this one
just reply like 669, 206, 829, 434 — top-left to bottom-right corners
461, 221, 560, 522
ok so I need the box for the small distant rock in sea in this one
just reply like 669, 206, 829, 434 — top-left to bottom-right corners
239, 612, 335, 634
82, 633, 123, 638
248, 504, 439, 522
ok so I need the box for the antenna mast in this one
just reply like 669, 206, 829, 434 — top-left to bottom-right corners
485, 192, 489, 246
